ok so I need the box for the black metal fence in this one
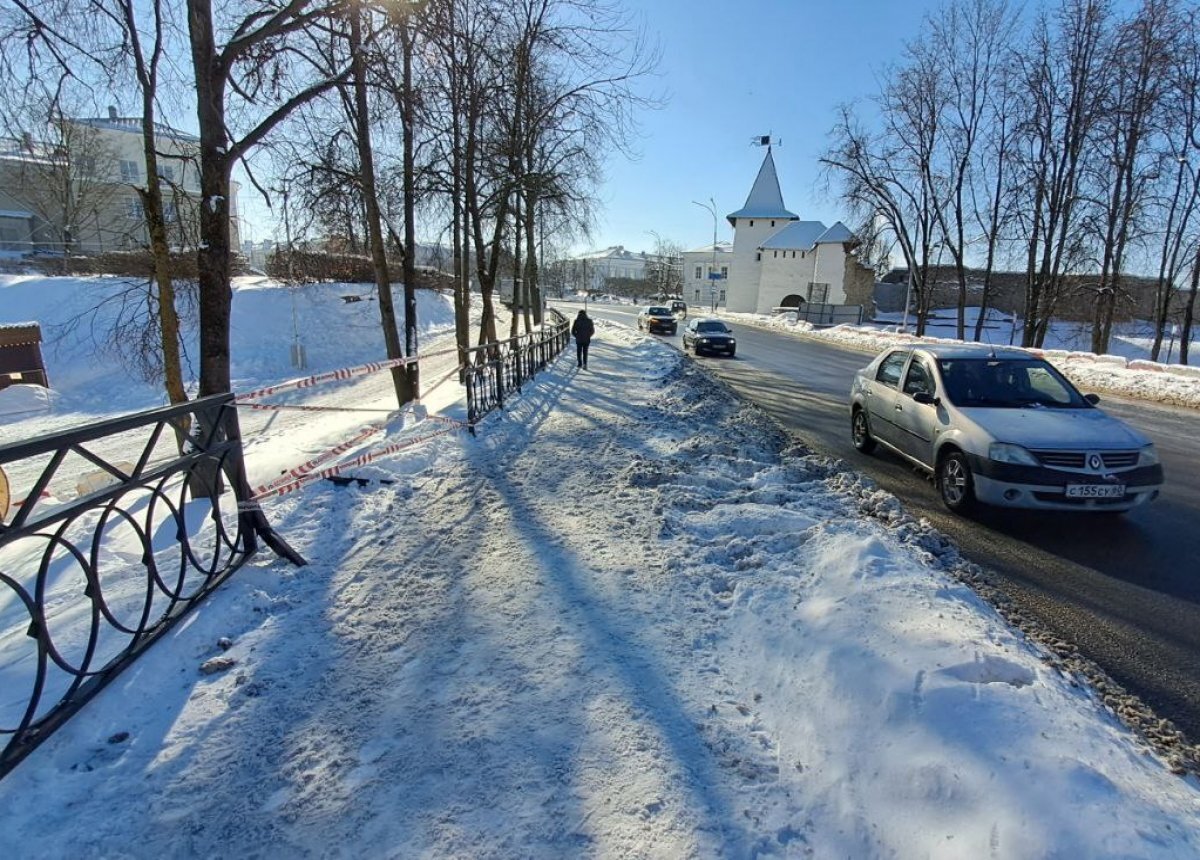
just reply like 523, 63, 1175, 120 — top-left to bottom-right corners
0, 394, 300, 779
463, 309, 571, 427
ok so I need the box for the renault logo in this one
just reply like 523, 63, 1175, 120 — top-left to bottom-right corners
1088, 453, 1103, 470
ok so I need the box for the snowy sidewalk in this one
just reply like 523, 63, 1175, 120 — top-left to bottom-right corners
2, 322, 1199, 858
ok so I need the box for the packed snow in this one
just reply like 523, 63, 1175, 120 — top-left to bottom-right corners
1, 275, 1199, 858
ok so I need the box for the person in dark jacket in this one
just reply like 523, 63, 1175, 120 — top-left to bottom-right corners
571, 309, 595, 369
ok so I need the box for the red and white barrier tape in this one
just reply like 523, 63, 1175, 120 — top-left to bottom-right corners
235, 344, 461, 403
252, 423, 462, 499
240, 403, 398, 413
251, 424, 387, 498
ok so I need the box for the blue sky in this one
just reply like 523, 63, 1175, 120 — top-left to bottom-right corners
583, 0, 946, 255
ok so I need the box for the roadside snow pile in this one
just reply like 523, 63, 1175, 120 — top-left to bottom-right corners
2, 323, 1197, 858
724, 310, 1200, 410
0, 383, 58, 419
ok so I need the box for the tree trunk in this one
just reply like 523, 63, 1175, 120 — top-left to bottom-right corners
1182, 247, 1199, 365
399, 12, 420, 398
188, 0, 234, 398
350, 3, 411, 407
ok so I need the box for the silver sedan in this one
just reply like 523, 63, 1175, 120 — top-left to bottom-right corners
849, 343, 1164, 514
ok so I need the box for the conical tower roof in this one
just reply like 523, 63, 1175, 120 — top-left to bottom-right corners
726, 148, 798, 225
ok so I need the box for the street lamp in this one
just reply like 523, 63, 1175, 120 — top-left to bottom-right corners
692, 198, 718, 313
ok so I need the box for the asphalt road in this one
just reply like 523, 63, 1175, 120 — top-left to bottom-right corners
574, 302, 1200, 743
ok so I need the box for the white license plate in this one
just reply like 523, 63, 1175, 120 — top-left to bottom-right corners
1065, 484, 1126, 499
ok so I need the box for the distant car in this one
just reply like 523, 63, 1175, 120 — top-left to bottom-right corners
682, 318, 736, 357
670, 300, 688, 319
848, 343, 1163, 514
638, 305, 678, 335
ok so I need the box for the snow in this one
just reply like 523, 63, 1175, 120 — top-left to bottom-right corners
724, 307, 1200, 409
1, 279, 1199, 857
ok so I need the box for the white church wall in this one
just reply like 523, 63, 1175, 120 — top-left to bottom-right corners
757, 248, 816, 314
727, 217, 784, 312
813, 244, 849, 304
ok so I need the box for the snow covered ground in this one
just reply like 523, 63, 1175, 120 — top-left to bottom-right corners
721, 307, 1200, 411
2, 277, 1200, 857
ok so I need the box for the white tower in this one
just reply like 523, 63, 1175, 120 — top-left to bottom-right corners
725, 146, 797, 313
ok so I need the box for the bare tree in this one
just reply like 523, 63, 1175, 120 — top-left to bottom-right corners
1011, 0, 1109, 347
186, 0, 349, 397
925, 0, 1014, 340
1150, 5, 1200, 361
1087, 0, 1176, 355
2, 0, 195, 416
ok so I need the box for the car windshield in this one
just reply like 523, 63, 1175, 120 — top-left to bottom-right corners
696, 321, 730, 333
937, 357, 1088, 408
647, 307, 670, 315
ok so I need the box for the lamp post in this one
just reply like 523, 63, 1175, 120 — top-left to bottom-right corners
692, 198, 718, 313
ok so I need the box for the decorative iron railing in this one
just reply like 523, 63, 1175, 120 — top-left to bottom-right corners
0, 394, 301, 779
463, 309, 570, 428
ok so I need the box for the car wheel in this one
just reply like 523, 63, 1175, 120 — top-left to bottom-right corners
851, 407, 876, 453
938, 450, 976, 514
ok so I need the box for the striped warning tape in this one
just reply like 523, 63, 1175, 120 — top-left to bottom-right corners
240, 403, 398, 413
251, 424, 387, 498
235, 344, 461, 402
252, 422, 463, 499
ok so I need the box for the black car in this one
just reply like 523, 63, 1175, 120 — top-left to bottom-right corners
683, 318, 736, 357
638, 305, 678, 335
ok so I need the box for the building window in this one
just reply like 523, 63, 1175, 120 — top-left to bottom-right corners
750, 220, 754, 226
771, 220, 776, 227
755, 252, 761, 261
126, 197, 144, 220
773, 250, 778, 258
157, 165, 175, 183
694, 265, 702, 279
164, 201, 178, 222
120, 160, 140, 182
721, 266, 728, 277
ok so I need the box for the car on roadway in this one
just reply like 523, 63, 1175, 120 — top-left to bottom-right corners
638, 305, 678, 335
848, 343, 1163, 514
671, 300, 688, 319
682, 318, 737, 357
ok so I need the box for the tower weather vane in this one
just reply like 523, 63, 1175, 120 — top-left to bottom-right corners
751, 134, 780, 148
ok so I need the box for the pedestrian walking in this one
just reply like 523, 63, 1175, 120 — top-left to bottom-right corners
571, 309, 595, 369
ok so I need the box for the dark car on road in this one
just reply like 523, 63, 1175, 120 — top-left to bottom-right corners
849, 343, 1163, 514
638, 306, 678, 335
682, 318, 737, 357
671, 300, 688, 319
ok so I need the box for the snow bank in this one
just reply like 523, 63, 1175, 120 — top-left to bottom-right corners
724, 311, 1200, 410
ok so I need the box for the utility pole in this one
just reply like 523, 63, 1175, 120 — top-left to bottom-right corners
693, 198, 719, 313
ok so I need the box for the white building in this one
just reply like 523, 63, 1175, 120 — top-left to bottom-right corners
0, 107, 239, 256
680, 242, 732, 307
723, 147, 869, 315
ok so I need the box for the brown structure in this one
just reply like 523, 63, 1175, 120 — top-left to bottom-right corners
876, 266, 1181, 322
0, 323, 48, 391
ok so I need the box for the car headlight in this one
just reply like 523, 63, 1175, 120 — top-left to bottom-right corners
1138, 444, 1159, 466
698, 337, 709, 344
988, 442, 1040, 466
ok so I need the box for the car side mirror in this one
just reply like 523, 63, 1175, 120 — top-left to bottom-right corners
1084, 392, 1100, 405
912, 390, 937, 405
